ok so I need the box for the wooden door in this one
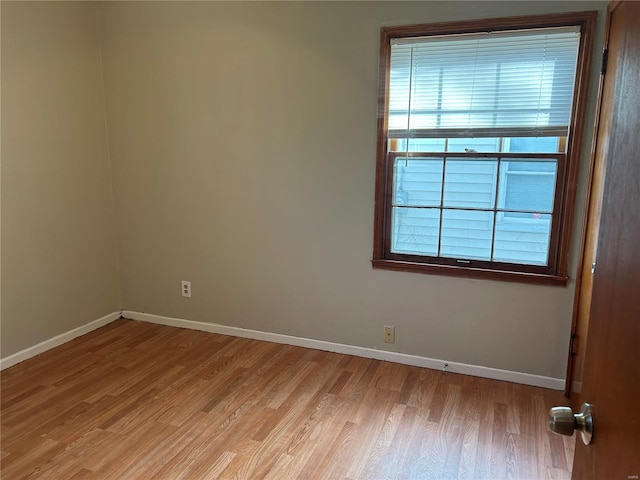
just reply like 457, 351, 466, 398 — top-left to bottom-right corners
570, 2, 640, 478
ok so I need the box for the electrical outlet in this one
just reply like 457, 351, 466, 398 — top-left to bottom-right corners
384, 325, 395, 343
181, 280, 191, 298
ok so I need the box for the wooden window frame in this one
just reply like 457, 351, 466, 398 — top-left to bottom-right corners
372, 11, 597, 286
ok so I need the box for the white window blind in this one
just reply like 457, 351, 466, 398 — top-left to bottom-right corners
388, 27, 581, 138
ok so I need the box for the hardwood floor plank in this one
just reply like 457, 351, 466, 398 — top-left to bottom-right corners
224, 358, 347, 479
457, 418, 480, 480
0, 438, 62, 480
280, 395, 352, 478
149, 405, 270, 479
301, 420, 358, 480
374, 361, 409, 392
406, 367, 441, 411
388, 404, 420, 476
398, 368, 420, 405
21, 428, 118, 480
489, 402, 509, 479
90, 421, 179, 478
441, 383, 465, 478
357, 403, 406, 479
67, 467, 96, 480
344, 388, 400, 479
1, 319, 574, 480
198, 450, 238, 479
264, 453, 297, 480
400, 416, 442, 480
328, 370, 352, 395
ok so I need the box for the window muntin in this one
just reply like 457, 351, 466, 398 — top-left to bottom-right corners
373, 13, 596, 283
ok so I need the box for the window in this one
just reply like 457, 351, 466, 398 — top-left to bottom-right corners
372, 12, 596, 285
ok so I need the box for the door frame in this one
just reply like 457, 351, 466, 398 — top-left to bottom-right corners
564, 1, 620, 400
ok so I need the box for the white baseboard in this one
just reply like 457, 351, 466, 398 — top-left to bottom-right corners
123, 310, 565, 391
0, 311, 122, 371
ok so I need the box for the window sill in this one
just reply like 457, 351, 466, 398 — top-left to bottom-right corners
371, 258, 568, 286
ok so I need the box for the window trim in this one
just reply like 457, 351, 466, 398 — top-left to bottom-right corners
372, 11, 597, 285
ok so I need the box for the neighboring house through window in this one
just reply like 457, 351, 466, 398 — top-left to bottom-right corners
372, 12, 597, 284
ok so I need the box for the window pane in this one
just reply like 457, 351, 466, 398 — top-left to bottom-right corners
504, 137, 561, 153
410, 138, 447, 152
441, 209, 494, 260
391, 207, 440, 255
443, 159, 497, 209
447, 137, 501, 153
393, 157, 443, 207
498, 160, 557, 213
391, 138, 447, 152
493, 213, 552, 265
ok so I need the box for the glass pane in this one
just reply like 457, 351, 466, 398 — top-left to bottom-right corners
393, 157, 443, 207
390, 138, 447, 152
493, 213, 552, 265
391, 207, 440, 255
441, 209, 494, 260
409, 138, 447, 152
503, 137, 562, 153
447, 137, 501, 153
497, 160, 557, 213
443, 159, 497, 209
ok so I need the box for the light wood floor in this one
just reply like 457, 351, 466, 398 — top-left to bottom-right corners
1, 319, 574, 479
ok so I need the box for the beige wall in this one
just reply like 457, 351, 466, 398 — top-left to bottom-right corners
1, 2, 121, 356
99, 1, 606, 379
